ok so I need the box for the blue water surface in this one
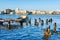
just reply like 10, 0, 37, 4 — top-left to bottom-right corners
0, 14, 60, 40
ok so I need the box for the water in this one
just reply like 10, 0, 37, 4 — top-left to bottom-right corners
0, 14, 60, 40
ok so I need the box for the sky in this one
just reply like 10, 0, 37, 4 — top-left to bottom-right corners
0, 0, 60, 10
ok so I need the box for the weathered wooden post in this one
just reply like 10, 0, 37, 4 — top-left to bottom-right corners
47, 26, 51, 34
49, 18, 52, 23
34, 19, 39, 26
39, 18, 41, 22
25, 17, 29, 26
20, 21, 23, 27
8, 21, 11, 29
41, 20, 44, 26
43, 29, 49, 40
54, 23, 56, 32
50, 18, 52, 23
0, 19, 4, 25
34, 19, 37, 26
0, 22, 3, 25
29, 18, 31, 25
43, 26, 51, 40
36, 22, 39, 26
46, 19, 48, 25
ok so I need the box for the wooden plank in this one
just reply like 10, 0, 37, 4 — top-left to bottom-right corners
0, 19, 24, 23
14, 19, 22, 22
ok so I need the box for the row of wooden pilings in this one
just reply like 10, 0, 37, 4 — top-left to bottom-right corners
0, 18, 53, 28
0, 18, 57, 32
28, 18, 59, 40
28, 18, 53, 26
0, 18, 56, 31
28, 18, 57, 32
0, 18, 59, 40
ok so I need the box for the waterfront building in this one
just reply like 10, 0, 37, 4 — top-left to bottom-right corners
0, 8, 60, 14
30, 10, 46, 14
11, 10, 15, 14
39, 11, 45, 14
1, 9, 12, 14
45, 11, 53, 14
15, 8, 27, 14
51, 11, 60, 14
30, 10, 36, 14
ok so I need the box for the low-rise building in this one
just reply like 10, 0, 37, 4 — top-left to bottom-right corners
15, 8, 27, 14
1, 9, 12, 14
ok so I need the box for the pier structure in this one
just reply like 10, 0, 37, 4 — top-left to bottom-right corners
0, 16, 28, 29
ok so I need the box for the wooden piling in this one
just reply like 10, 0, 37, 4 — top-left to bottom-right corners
0, 22, 3, 25
0, 20, 4, 25
39, 18, 41, 22
43, 26, 51, 40
29, 18, 31, 24
49, 18, 52, 23
54, 23, 56, 32
8, 21, 11, 29
46, 19, 48, 25
36, 22, 39, 26
34, 19, 37, 25
41, 20, 44, 26
20, 21, 23, 27
34, 19, 38, 26
47, 26, 51, 34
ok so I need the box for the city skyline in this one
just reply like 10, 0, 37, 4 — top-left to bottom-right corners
0, 0, 60, 10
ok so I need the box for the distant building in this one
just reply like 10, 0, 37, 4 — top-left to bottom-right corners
45, 11, 53, 14
30, 10, 46, 14
51, 11, 60, 14
15, 8, 27, 14
11, 10, 15, 14
1, 9, 12, 14
30, 10, 36, 14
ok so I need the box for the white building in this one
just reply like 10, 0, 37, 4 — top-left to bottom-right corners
15, 8, 27, 14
